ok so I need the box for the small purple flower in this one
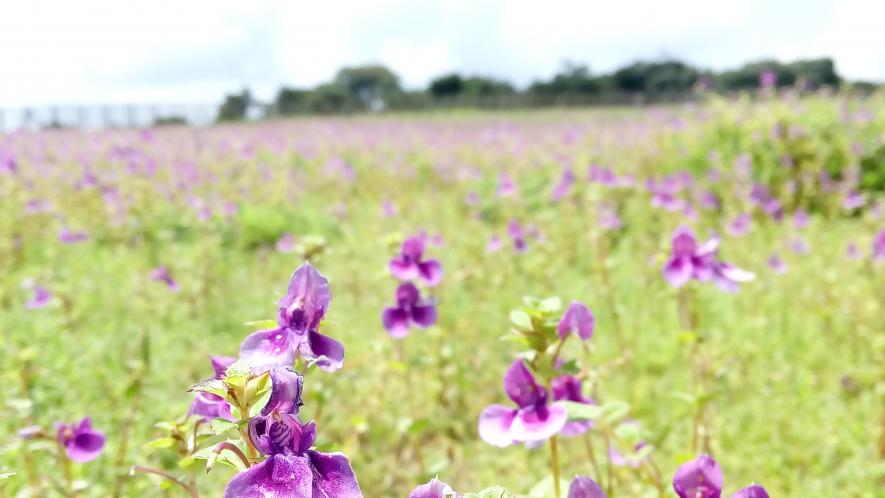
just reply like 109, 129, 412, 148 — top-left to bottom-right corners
59, 228, 89, 244
409, 478, 456, 498
730, 484, 770, 498
240, 263, 345, 372
790, 236, 810, 255
710, 260, 756, 293
558, 301, 594, 341
759, 69, 777, 89
26, 285, 52, 309
793, 209, 809, 230
873, 230, 885, 261
189, 356, 236, 421
551, 168, 575, 202
842, 191, 866, 210
389, 236, 443, 287
508, 220, 528, 253
726, 214, 751, 237
498, 172, 519, 198
598, 205, 621, 231
382, 283, 437, 339
56, 417, 105, 463
276, 233, 296, 253
486, 235, 503, 253
478, 360, 567, 447
845, 242, 861, 261
662, 227, 713, 287
150, 266, 179, 292
225, 368, 363, 498
380, 200, 398, 218
568, 476, 606, 498
551, 375, 595, 436
767, 254, 787, 275
672, 455, 723, 498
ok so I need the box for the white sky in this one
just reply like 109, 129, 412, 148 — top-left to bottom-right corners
0, 0, 883, 107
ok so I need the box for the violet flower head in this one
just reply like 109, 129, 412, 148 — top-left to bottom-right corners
551, 168, 575, 202
731, 484, 770, 498
842, 191, 866, 210
726, 214, 751, 237
59, 228, 89, 244
382, 283, 437, 339
498, 172, 519, 198
845, 242, 861, 261
558, 301, 594, 341
56, 417, 105, 463
276, 233, 296, 253
486, 234, 503, 253
793, 209, 809, 230
508, 219, 528, 252
568, 476, 607, 498
873, 230, 885, 262
409, 478, 456, 498
189, 356, 236, 421
759, 69, 777, 89
478, 360, 567, 447
225, 368, 363, 498
672, 455, 723, 498
240, 263, 345, 372
26, 285, 52, 309
389, 236, 443, 287
150, 266, 179, 292
552, 375, 595, 436
662, 227, 711, 287
767, 254, 788, 275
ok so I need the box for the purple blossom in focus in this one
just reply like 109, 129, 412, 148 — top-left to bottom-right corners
389, 236, 443, 287
551, 375, 595, 436
478, 360, 567, 447
409, 478, 456, 498
382, 283, 437, 339
56, 417, 105, 463
189, 356, 236, 421
558, 301, 594, 340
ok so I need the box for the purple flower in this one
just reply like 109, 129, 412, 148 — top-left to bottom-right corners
558, 301, 594, 341
409, 478, 456, 498
699, 191, 720, 210
663, 228, 753, 291
731, 484, 770, 498
726, 214, 751, 237
790, 236, 809, 255
26, 285, 52, 309
842, 191, 866, 210
709, 260, 756, 293
759, 69, 777, 89
382, 283, 437, 339
189, 356, 236, 421
389, 236, 443, 287
498, 172, 519, 198
380, 200, 398, 218
845, 243, 861, 261
59, 228, 89, 244
598, 205, 621, 231
552, 375, 595, 436
240, 263, 345, 372
672, 455, 723, 498
793, 209, 809, 229
486, 235, 503, 253
873, 230, 885, 261
56, 417, 105, 463
568, 476, 606, 498
225, 368, 363, 498
276, 233, 296, 253
508, 220, 528, 252
150, 266, 179, 292
767, 254, 787, 275
478, 360, 567, 447
551, 168, 575, 202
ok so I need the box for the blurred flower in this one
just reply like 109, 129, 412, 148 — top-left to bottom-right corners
380, 200, 398, 218
792, 209, 809, 229
845, 242, 861, 261
699, 191, 720, 210
598, 205, 622, 231
389, 236, 442, 287
497, 172, 519, 198
726, 214, 751, 237
240, 263, 345, 372
276, 233, 296, 253
551, 168, 575, 202
767, 254, 788, 275
56, 417, 105, 463
478, 360, 567, 447
790, 237, 810, 255
664, 227, 754, 291
508, 220, 528, 253
874, 230, 885, 261
59, 228, 89, 244
189, 356, 236, 421
731, 484, 770, 498
26, 284, 52, 309
842, 191, 865, 210
558, 301, 594, 341
568, 476, 606, 498
486, 235, 503, 253
150, 266, 179, 292
409, 478, 456, 498
759, 69, 777, 89
382, 283, 437, 339
672, 455, 723, 498
551, 375, 595, 436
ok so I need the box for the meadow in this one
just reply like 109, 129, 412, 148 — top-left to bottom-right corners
0, 93, 883, 498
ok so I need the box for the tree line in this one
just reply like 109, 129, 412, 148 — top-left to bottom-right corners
217, 57, 867, 121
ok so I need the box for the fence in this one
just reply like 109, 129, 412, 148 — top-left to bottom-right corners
0, 103, 219, 132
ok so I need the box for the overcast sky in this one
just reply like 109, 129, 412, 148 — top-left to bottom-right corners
1, 0, 883, 107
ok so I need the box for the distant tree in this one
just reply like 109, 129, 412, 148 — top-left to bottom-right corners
613, 60, 699, 93
530, 62, 611, 96
275, 87, 310, 115
334, 65, 402, 110
217, 89, 251, 122
461, 76, 515, 97
305, 84, 352, 114
788, 58, 840, 88
429, 73, 464, 98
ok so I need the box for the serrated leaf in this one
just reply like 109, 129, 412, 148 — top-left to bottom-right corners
188, 378, 227, 397
209, 418, 239, 435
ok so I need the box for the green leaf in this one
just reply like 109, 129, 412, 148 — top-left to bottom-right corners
188, 379, 227, 398
209, 418, 239, 435
142, 437, 176, 450
600, 400, 630, 423
509, 310, 533, 331
528, 476, 569, 498
463, 486, 513, 498
538, 296, 563, 314
0, 472, 15, 480
244, 319, 278, 330
562, 401, 603, 421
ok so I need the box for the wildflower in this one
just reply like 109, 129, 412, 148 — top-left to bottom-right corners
792, 209, 808, 229
150, 266, 179, 292
598, 205, 622, 231
26, 285, 52, 309
672, 455, 723, 498
551, 375, 595, 436
551, 168, 575, 202
767, 254, 787, 275
486, 235, 503, 253
759, 69, 777, 89
409, 478, 456, 498
873, 230, 885, 261
726, 214, 751, 237
558, 302, 594, 341
508, 220, 527, 252
478, 360, 567, 447
380, 200, 398, 218
56, 417, 105, 463
276, 233, 296, 253
59, 228, 89, 244
240, 263, 344, 372
381, 283, 437, 339
731, 484, 770, 498
845, 243, 861, 261
663, 228, 754, 291
189, 356, 236, 421
842, 191, 866, 210
389, 236, 442, 287
790, 237, 809, 255
224, 368, 362, 498
498, 172, 518, 198
568, 476, 606, 498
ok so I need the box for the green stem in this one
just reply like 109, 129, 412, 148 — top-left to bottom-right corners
550, 436, 562, 498
58, 444, 77, 498
582, 433, 603, 485
130, 466, 198, 498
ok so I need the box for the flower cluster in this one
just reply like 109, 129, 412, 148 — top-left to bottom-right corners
663, 226, 755, 292
672, 455, 768, 498
382, 235, 440, 338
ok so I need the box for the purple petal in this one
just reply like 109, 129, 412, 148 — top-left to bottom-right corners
663, 257, 693, 288
224, 454, 313, 498
307, 450, 364, 498
395, 282, 421, 307
409, 478, 455, 498
558, 301, 594, 340
672, 455, 723, 498
401, 236, 426, 260
503, 360, 543, 407
211, 356, 236, 379
478, 404, 517, 447
730, 484, 770, 498
278, 263, 330, 331
188, 392, 234, 421
568, 476, 607, 498
239, 328, 297, 372
411, 304, 437, 328
301, 330, 344, 372
418, 260, 443, 287
383, 307, 411, 339
67, 429, 105, 463
389, 257, 419, 281
509, 403, 568, 443
261, 368, 303, 416
671, 226, 697, 257
560, 420, 592, 437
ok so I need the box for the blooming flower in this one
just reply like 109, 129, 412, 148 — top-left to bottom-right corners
874, 230, 885, 261
389, 236, 443, 287
551, 375, 595, 436
731, 484, 770, 498
56, 417, 105, 463
793, 209, 808, 229
551, 168, 575, 202
478, 360, 567, 447
276, 233, 296, 253
558, 301, 594, 341
381, 283, 437, 339
26, 284, 52, 309
726, 214, 751, 237
224, 368, 363, 498
189, 356, 236, 421
508, 220, 527, 252
59, 228, 89, 244
486, 235, 503, 253
568, 476, 606, 498
240, 263, 345, 372
150, 266, 179, 292
663, 228, 754, 291
409, 478, 456, 498
498, 172, 518, 198
767, 254, 787, 275
672, 455, 723, 498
